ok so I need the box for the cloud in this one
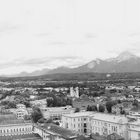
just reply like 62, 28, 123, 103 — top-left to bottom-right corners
128, 32, 140, 37
0, 22, 19, 33
0, 56, 86, 70
48, 41, 66, 45
35, 33, 51, 37
85, 33, 97, 39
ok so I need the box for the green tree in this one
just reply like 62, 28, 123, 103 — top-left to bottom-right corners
91, 105, 97, 111
98, 105, 105, 112
87, 105, 97, 111
38, 118, 47, 123
87, 105, 91, 111
54, 122, 59, 125
106, 101, 117, 113
31, 107, 43, 123
75, 108, 80, 112
133, 99, 139, 107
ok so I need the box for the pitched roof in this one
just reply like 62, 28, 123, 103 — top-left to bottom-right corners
107, 133, 124, 140
39, 123, 78, 139
0, 114, 32, 125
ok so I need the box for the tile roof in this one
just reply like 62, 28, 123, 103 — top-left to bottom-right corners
0, 114, 32, 125
39, 123, 78, 139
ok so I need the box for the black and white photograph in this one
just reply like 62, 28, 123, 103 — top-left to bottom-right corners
0, 0, 140, 140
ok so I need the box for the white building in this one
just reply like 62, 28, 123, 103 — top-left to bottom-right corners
128, 119, 140, 140
16, 104, 26, 109
90, 113, 128, 139
0, 113, 78, 140
70, 87, 79, 98
62, 112, 93, 135
62, 112, 129, 139
30, 99, 47, 108
129, 107, 140, 118
0, 114, 33, 137
40, 106, 75, 120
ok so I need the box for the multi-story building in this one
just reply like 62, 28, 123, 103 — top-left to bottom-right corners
40, 106, 75, 120
70, 87, 79, 98
128, 119, 140, 140
14, 104, 32, 119
62, 112, 93, 135
62, 112, 129, 139
0, 113, 79, 140
129, 106, 140, 117
90, 113, 128, 139
0, 114, 33, 137
15, 108, 28, 119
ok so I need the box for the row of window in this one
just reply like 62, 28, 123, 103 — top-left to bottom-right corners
92, 127, 124, 136
0, 127, 32, 133
92, 120, 122, 130
65, 117, 89, 122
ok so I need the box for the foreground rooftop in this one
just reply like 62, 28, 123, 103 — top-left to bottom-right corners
38, 123, 78, 139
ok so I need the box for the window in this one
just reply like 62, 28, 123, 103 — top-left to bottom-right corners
84, 123, 87, 127
112, 126, 114, 131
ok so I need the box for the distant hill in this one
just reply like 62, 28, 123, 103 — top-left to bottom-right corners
3, 51, 140, 77
47, 51, 140, 74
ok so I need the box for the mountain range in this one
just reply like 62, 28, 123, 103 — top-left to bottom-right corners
4, 51, 140, 77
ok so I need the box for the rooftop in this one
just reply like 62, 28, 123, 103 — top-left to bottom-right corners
41, 106, 73, 112
107, 133, 124, 140
63, 112, 128, 124
91, 113, 128, 124
63, 111, 93, 118
0, 114, 32, 125
39, 123, 77, 139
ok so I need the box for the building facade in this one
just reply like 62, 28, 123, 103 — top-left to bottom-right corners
62, 112, 130, 140
40, 106, 75, 120
70, 87, 79, 98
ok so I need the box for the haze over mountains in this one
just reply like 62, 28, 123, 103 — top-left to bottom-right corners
4, 51, 140, 77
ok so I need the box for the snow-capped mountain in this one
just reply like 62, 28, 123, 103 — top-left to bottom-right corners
3, 51, 140, 77
115, 51, 138, 62
48, 51, 140, 74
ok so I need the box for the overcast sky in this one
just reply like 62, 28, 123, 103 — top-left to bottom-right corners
0, 0, 140, 74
